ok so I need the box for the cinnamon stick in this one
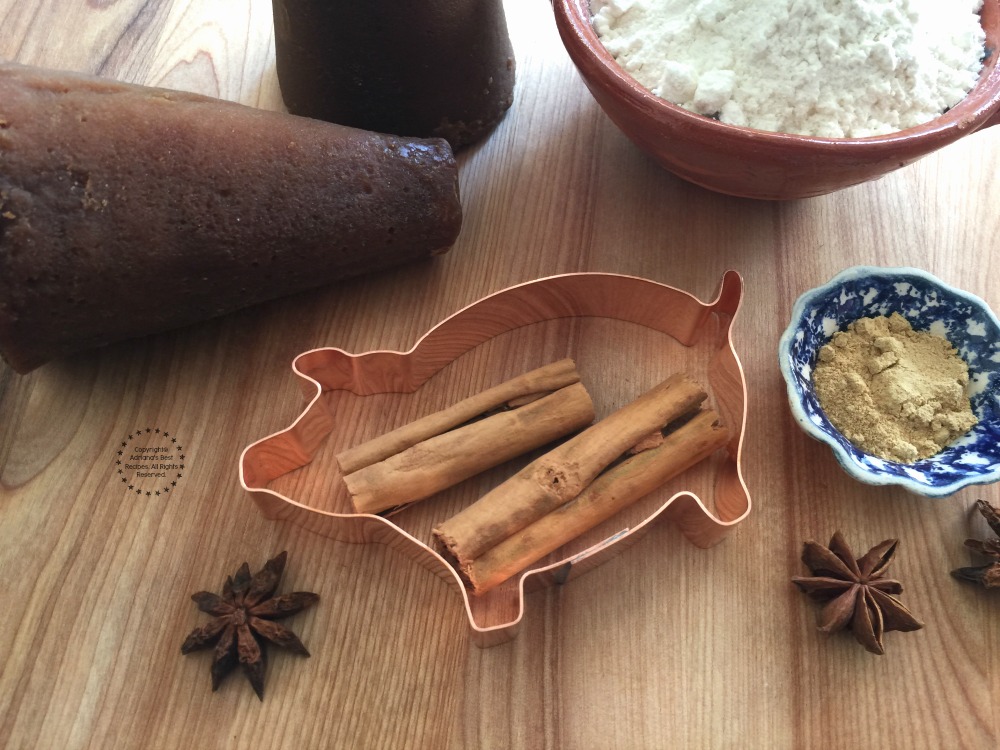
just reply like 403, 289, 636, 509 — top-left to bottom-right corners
432, 372, 708, 566
463, 408, 730, 594
339, 360, 595, 514
337, 358, 581, 475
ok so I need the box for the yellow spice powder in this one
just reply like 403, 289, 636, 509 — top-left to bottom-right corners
812, 312, 977, 463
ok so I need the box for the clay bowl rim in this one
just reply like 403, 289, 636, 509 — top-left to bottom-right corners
554, 0, 1000, 157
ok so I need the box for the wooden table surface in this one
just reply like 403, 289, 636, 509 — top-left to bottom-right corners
2, 1, 999, 748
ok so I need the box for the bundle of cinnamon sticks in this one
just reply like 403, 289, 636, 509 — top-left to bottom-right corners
337, 359, 595, 514
338, 361, 729, 594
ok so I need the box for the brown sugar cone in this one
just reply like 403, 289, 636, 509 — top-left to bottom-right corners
344, 380, 595, 515
433, 372, 708, 566
272, 0, 515, 149
0, 63, 462, 374
464, 409, 730, 595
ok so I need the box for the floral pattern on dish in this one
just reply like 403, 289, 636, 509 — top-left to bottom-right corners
778, 266, 1000, 497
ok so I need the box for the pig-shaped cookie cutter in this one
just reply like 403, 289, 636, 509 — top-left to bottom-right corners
239, 271, 750, 646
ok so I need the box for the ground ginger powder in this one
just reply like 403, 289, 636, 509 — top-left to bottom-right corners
812, 313, 977, 463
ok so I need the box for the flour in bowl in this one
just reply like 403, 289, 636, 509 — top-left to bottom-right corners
591, 0, 986, 137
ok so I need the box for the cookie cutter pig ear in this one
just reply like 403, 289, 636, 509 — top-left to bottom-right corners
239, 271, 750, 647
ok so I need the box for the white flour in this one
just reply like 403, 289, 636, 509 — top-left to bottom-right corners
591, 0, 986, 137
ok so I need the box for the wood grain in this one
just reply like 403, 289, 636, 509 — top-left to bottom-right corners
2, 1, 999, 748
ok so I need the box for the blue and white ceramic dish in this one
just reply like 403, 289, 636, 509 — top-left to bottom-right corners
778, 266, 1000, 498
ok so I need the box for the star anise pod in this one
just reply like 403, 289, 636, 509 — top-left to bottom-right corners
791, 531, 923, 655
951, 499, 1000, 589
181, 551, 319, 700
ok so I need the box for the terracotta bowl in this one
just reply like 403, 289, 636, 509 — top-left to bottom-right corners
553, 0, 1000, 200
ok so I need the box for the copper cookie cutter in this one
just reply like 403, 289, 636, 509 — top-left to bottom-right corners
239, 271, 750, 646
